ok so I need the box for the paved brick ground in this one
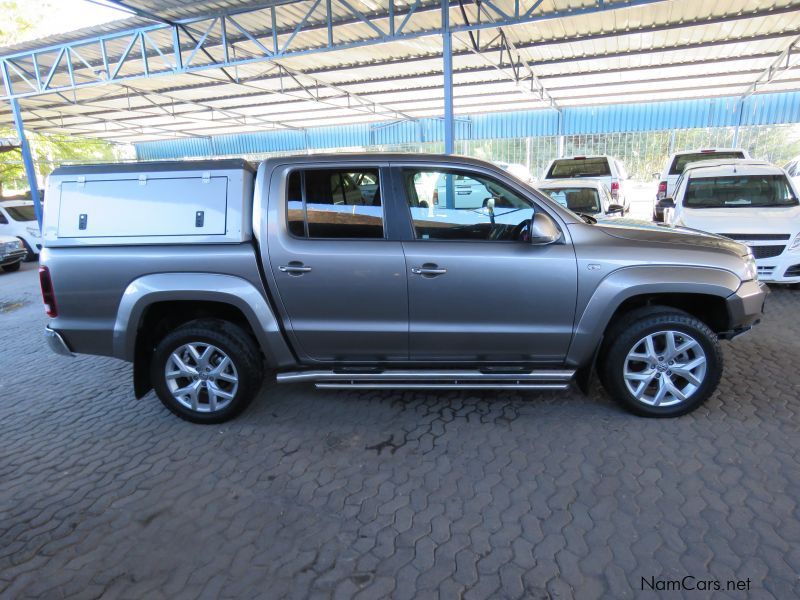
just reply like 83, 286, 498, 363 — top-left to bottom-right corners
1, 261, 798, 599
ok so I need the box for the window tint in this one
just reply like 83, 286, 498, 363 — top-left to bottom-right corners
547, 158, 611, 178
0, 212, 7, 225
542, 187, 601, 214
5, 206, 36, 221
669, 152, 745, 175
286, 169, 383, 239
287, 171, 305, 237
684, 175, 799, 208
403, 169, 533, 241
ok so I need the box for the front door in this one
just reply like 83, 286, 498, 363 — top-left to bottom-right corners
267, 165, 408, 362
398, 166, 578, 363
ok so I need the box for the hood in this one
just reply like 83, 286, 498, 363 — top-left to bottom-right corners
594, 218, 748, 255
678, 205, 800, 235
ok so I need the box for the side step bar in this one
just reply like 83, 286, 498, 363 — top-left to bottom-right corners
276, 369, 575, 390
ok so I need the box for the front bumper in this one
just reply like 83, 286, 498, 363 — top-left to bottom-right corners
1, 249, 26, 266
45, 326, 74, 357
754, 254, 800, 283
724, 280, 769, 338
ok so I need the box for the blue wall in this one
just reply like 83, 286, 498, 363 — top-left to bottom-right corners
135, 91, 800, 160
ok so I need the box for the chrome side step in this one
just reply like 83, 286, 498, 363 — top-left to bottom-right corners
276, 369, 575, 390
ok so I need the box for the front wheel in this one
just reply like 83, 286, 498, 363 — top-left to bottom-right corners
599, 308, 723, 417
2, 261, 21, 272
151, 319, 263, 423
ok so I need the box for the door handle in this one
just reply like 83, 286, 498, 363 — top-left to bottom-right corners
411, 264, 447, 276
279, 263, 312, 275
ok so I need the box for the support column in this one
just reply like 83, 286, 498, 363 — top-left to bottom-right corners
9, 98, 43, 228
442, 0, 454, 155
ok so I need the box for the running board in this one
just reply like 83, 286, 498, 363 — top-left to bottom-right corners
276, 369, 574, 390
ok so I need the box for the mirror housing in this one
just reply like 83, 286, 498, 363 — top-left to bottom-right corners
529, 212, 561, 245
652, 172, 660, 179
606, 204, 624, 215
657, 197, 676, 209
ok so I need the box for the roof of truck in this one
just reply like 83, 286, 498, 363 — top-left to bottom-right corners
50, 158, 255, 176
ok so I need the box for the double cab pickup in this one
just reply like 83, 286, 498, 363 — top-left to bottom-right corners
40, 154, 767, 422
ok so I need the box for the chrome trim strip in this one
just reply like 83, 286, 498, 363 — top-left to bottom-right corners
315, 383, 570, 390
277, 369, 575, 384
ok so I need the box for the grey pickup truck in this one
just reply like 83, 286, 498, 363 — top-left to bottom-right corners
40, 154, 767, 423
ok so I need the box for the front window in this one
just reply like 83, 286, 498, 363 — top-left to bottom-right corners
286, 168, 384, 239
547, 158, 611, 178
4, 206, 36, 222
541, 187, 601, 214
403, 169, 533, 241
684, 174, 799, 208
670, 152, 744, 175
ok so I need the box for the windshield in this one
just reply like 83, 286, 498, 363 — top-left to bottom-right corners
4, 205, 36, 221
684, 174, 799, 208
541, 187, 601, 213
670, 151, 744, 175
547, 158, 610, 178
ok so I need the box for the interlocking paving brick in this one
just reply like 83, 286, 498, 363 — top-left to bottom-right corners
1, 262, 799, 598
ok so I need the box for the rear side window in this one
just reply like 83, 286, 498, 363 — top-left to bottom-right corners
670, 152, 745, 175
547, 158, 611, 178
286, 168, 384, 239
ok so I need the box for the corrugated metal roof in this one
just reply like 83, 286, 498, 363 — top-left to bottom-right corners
134, 90, 800, 159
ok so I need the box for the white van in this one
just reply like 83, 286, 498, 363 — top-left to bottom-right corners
661, 159, 800, 284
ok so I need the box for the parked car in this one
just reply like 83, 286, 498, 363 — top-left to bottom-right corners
40, 155, 766, 423
0, 235, 26, 273
653, 148, 750, 221
536, 179, 624, 218
0, 200, 41, 260
542, 155, 630, 213
660, 159, 800, 284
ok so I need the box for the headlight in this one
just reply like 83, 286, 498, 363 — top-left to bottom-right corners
789, 233, 800, 251
744, 254, 758, 281
26, 226, 41, 238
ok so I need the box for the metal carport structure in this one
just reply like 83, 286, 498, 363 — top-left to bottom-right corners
2, 0, 800, 225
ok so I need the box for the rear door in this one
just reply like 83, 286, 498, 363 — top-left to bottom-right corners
396, 165, 578, 363
265, 164, 409, 362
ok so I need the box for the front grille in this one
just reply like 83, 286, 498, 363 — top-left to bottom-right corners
720, 233, 791, 241
757, 266, 774, 274
785, 264, 800, 278
751, 245, 785, 259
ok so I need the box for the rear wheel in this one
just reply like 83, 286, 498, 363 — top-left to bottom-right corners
599, 308, 722, 417
151, 319, 263, 423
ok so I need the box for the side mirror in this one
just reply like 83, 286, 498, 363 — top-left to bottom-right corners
606, 204, 624, 215
529, 212, 561, 245
657, 197, 676, 209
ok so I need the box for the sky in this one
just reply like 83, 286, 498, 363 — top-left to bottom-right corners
1, 0, 125, 46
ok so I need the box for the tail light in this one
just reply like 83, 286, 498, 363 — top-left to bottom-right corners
432, 189, 439, 205
657, 181, 668, 200
611, 181, 620, 199
39, 266, 58, 317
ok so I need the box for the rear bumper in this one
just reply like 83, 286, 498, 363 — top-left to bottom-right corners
45, 326, 74, 357
725, 280, 769, 335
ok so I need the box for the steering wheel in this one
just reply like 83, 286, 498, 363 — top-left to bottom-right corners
511, 217, 532, 242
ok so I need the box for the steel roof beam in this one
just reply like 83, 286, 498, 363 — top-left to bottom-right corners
0, 0, 673, 100
741, 33, 800, 99
6, 44, 789, 132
